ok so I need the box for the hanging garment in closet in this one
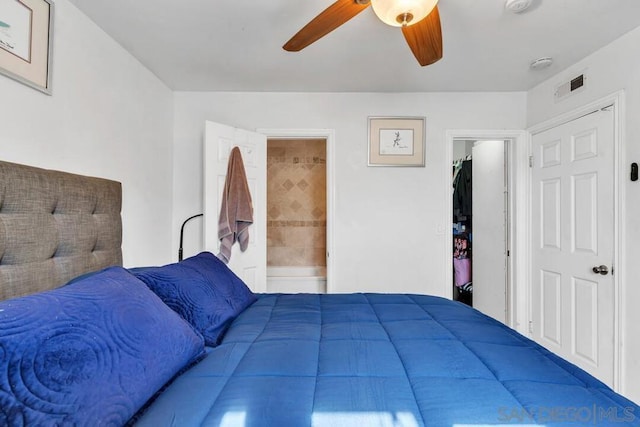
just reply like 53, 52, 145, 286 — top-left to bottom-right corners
453, 160, 472, 218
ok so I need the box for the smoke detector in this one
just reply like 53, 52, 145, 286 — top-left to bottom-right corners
530, 57, 553, 71
505, 0, 533, 13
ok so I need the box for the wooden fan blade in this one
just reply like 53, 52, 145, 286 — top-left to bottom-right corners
402, 5, 443, 66
283, 0, 370, 52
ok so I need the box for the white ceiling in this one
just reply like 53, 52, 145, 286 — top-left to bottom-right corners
68, 0, 640, 92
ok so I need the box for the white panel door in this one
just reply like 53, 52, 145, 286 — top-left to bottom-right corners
204, 121, 267, 292
472, 140, 507, 323
531, 108, 615, 386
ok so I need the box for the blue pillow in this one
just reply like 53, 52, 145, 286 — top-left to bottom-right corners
0, 267, 205, 426
132, 252, 257, 346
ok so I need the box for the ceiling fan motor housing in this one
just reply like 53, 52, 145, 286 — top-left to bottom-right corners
370, 0, 439, 27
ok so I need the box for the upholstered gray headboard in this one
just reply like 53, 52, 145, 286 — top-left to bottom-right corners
0, 161, 122, 300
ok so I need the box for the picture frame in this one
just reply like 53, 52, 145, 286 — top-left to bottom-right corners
0, 0, 54, 94
368, 116, 425, 167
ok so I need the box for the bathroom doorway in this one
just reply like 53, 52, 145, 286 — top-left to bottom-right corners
266, 138, 328, 293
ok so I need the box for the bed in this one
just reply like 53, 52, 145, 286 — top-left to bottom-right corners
0, 160, 638, 427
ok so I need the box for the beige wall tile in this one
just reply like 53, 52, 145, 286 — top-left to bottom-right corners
267, 139, 326, 267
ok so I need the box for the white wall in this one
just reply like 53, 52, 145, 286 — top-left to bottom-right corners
527, 26, 640, 402
173, 91, 526, 296
0, 0, 174, 267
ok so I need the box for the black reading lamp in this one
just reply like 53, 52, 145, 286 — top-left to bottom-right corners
178, 213, 203, 261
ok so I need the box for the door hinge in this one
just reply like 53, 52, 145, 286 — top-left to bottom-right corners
529, 155, 534, 168
528, 320, 533, 334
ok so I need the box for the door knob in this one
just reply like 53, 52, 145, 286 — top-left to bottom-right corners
592, 265, 609, 275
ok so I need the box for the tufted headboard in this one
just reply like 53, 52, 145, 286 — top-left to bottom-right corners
0, 161, 122, 300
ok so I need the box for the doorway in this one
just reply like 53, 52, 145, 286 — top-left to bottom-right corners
257, 128, 335, 293
266, 138, 327, 293
452, 139, 509, 323
204, 124, 335, 294
446, 129, 528, 331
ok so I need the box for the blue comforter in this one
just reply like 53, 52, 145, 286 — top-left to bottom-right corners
134, 294, 639, 426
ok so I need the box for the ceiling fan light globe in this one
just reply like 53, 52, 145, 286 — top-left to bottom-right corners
371, 0, 438, 27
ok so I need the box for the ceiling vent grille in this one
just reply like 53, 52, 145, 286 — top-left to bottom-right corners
554, 72, 587, 102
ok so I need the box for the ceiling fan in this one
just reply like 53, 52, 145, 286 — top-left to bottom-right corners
283, 0, 443, 66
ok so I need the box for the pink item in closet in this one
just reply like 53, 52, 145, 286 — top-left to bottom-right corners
453, 257, 471, 288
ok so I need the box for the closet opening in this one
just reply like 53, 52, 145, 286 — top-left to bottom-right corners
266, 138, 327, 293
452, 139, 509, 323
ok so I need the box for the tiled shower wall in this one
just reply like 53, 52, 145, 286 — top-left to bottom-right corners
267, 139, 326, 267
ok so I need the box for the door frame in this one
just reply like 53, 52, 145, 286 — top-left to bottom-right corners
527, 91, 625, 393
257, 128, 336, 293
445, 130, 529, 333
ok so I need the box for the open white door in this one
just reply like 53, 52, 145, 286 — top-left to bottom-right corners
531, 107, 615, 386
472, 140, 508, 323
203, 121, 267, 292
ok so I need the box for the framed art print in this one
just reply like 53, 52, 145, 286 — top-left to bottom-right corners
368, 116, 425, 166
0, 0, 54, 94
